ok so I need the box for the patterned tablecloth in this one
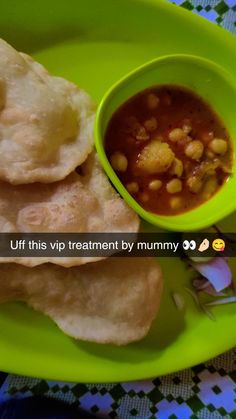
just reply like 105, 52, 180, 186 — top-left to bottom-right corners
0, 2, 236, 419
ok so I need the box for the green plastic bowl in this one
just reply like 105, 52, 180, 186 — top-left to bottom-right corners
95, 54, 236, 231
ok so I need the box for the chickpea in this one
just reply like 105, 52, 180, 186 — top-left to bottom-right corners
185, 140, 204, 161
110, 152, 128, 172
182, 123, 192, 134
187, 176, 203, 193
169, 158, 183, 178
144, 117, 158, 132
169, 128, 186, 143
126, 182, 139, 194
125, 118, 149, 141
139, 192, 149, 202
209, 138, 228, 155
205, 149, 215, 159
148, 179, 162, 191
166, 178, 182, 194
135, 126, 149, 141
147, 93, 160, 110
170, 196, 183, 210
202, 176, 218, 200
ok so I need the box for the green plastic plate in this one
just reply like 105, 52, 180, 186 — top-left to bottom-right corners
0, 0, 235, 383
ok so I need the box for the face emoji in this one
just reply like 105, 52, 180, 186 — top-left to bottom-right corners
212, 238, 225, 252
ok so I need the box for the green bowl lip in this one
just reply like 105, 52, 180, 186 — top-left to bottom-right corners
95, 53, 236, 231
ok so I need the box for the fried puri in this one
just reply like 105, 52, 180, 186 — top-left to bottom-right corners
0, 257, 163, 345
0, 39, 95, 184
0, 153, 139, 266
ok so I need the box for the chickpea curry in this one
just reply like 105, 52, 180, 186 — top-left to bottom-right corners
105, 85, 233, 215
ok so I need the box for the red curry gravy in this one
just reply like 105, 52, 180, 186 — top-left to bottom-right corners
105, 85, 233, 215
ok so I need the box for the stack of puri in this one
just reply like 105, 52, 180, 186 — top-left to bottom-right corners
0, 39, 163, 345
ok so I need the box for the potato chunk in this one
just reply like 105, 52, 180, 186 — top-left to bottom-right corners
136, 141, 175, 174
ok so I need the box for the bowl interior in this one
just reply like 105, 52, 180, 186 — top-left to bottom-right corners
95, 55, 236, 231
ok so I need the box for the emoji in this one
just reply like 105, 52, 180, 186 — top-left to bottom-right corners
198, 238, 210, 252
182, 240, 196, 250
212, 238, 225, 252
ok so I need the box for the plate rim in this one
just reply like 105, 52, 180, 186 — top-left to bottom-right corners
0, 0, 236, 383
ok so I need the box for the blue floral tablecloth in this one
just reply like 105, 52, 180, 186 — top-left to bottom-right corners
0, 349, 235, 418
174, 0, 236, 34
0, 2, 236, 418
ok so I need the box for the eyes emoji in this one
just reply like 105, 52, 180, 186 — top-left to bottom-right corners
183, 240, 196, 250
